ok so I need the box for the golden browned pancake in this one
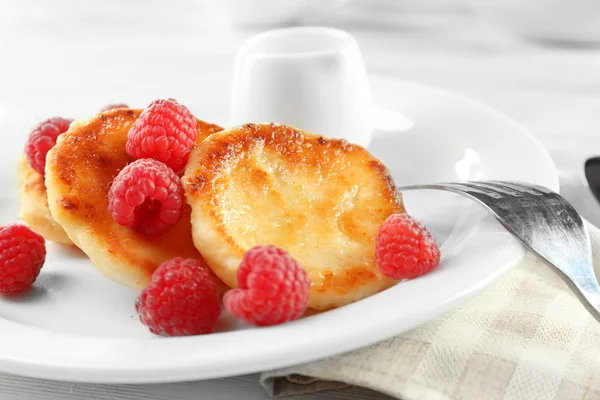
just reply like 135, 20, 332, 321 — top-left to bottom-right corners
17, 154, 73, 245
45, 108, 228, 290
17, 154, 74, 246
183, 123, 406, 310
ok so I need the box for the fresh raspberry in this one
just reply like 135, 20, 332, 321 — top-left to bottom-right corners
126, 98, 197, 172
135, 258, 221, 336
24, 117, 73, 175
108, 159, 184, 236
0, 224, 46, 294
375, 213, 440, 280
101, 103, 129, 111
223, 245, 311, 327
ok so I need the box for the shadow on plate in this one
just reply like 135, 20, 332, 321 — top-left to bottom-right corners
0, 272, 72, 304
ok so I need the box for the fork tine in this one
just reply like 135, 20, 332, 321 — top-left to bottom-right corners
487, 181, 551, 195
469, 182, 523, 196
445, 182, 504, 199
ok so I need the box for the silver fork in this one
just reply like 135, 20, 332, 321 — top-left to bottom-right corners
398, 180, 600, 322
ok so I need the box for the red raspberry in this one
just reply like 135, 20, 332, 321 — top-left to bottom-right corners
0, 224, 46, 294
101, 103, 129, 111
108, 159, 184, 237
375, 213, 440, 280
126, 99, 197, 172
223, 245, 311, 327
24, 117, 73, 175
135, 258, 221, 336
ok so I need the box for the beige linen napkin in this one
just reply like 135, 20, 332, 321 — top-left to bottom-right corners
261, 221, 600, 399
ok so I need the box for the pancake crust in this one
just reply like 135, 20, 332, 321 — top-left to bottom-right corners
17, 154, 73, 246
45, 108, 226, 289
183, 123, 406, 310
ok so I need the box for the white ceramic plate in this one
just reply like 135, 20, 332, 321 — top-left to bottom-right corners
0, 75, 558, 383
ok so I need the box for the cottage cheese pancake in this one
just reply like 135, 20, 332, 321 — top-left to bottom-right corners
17, 154, 73, 246
183, 123, 406, 310
45, 108, 225, 289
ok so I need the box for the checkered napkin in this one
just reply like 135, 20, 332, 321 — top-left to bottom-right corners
260, 220, 600, 399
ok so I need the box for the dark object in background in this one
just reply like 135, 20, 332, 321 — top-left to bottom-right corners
585, 157, 600, 204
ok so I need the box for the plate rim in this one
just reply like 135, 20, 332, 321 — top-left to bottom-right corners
369, 74, 559, 192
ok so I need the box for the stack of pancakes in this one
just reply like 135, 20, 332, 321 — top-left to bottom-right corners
18, 108, 405, 310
